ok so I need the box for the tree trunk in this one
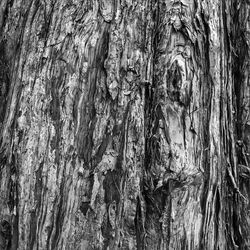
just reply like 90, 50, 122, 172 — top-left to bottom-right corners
0, 0, 249, 249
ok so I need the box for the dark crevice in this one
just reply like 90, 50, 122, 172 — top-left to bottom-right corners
0, 39, 10, 133
76, 24, 110, 168
51, 175, 66, 250
135, 196, 144, 250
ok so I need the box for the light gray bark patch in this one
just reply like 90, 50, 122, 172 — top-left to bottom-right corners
100, 0, 114, 22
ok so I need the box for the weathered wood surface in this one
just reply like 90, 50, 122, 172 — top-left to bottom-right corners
0, 0, 249, 249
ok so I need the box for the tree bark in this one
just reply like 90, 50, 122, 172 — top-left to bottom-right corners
0, 0, 249, 249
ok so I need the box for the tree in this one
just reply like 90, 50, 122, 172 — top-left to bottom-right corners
0, 0, 249, 249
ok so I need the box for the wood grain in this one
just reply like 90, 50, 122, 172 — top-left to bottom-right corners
0, 0, 249, 249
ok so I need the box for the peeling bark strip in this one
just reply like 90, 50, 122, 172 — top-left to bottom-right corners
0, 0, 249, 249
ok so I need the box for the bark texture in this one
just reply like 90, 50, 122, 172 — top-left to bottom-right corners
0, 0, 249, 249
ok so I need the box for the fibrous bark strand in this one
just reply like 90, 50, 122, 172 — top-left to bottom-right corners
0, 0, 249, 249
